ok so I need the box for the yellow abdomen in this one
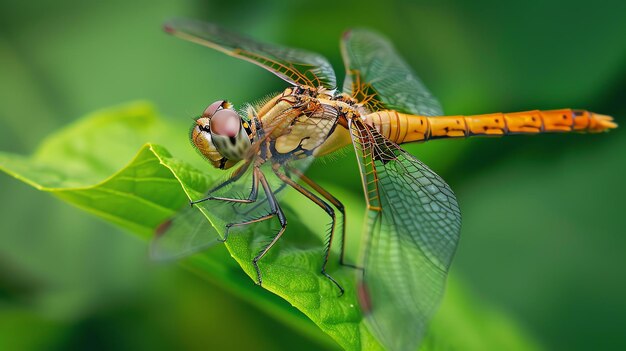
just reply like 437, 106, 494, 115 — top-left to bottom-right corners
363, 109, 617, 144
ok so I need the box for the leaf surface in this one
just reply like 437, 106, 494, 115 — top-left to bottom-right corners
0, 102, 540, 351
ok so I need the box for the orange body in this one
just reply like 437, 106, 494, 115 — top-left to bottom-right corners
363, 109, 617, 144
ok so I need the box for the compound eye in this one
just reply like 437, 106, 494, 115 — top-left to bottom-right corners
202, 100, 226, 118
210, 109, 241, 137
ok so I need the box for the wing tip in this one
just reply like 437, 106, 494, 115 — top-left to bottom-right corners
163, 22, 176, 34
357, 280, 373, 315
150, 217, 174, 259
342, 29, 353, 41
155, 218, 173, 237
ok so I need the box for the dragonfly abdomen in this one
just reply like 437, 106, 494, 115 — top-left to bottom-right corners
364, 109, 616, 144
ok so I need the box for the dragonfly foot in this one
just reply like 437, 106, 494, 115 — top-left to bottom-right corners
217, 224, 232, 243
339, 260, 364, 272
253, 260, 263, 286
190, 196, 214, 206
322, 269, 344, 297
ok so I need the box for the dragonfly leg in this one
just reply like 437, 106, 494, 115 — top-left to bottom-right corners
220, 213, 275, 243
286, 166, 363, 271
275, 168, 345, 296
233, 182, 287, 217
252, 170, 287, 286
191, 162, 258, 205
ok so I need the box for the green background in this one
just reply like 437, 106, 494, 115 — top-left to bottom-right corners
1, 0, 624, 350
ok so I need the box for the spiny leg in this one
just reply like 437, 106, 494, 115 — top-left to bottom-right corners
252, 169, 288, 286
190, 165, 262, 244
286, 165, 362, 271
191, 162, 258, 205
233, 182, 287, 217
275, 167, 344, 296
220, 213, 275, 243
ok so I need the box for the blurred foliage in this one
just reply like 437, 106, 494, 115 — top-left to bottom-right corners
0, 0, 624, 350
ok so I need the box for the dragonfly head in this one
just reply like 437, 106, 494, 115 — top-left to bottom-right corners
191, 100, 252, 170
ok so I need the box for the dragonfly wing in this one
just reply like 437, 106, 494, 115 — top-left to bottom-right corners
349, 118, 461, 351
165, 18, 337, 90
341, 29, 443, 116
151, 197, 221, 260
151, 157, 314, 260
151, 163, 259, 260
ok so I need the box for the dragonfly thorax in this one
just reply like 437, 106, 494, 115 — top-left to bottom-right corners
191, 100, 252, 170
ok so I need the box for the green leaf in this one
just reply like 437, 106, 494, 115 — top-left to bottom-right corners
0, 101, 540, 351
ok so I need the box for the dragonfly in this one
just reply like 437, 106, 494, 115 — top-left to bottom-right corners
155, 18, 617, 351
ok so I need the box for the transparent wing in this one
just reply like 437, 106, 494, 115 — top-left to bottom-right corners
341, 29, 443, 116
349, 118, 461, 351
165, 18, 337, 89
151, 157, 313, 260
151, 163, 261, 260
